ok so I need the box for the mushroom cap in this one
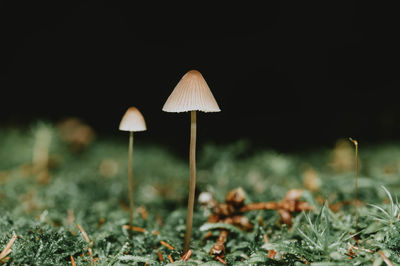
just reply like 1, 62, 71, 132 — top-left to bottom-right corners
119, 107, 147, 132
162, 70, 221, 113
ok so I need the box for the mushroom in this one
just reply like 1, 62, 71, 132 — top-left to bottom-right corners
162, 70, 220, 252
119, 106, 147, 238
349, 137, 359, 234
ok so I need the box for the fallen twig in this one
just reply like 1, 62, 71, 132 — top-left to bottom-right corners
70, 255, 76, 266
122, 225, 146, 233
160, 240, 174, 250
378, 250, 394, 266
76, 224, 90, 243
157, 250, 163, 262
0, 233, 17, 262
347, 243, 373, 254
76, 224, 94, 265
181, 249, 192, 261
215, 255, 227, 265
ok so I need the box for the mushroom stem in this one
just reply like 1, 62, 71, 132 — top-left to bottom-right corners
128, 131, 134, 239
349, 137, 358, 234
184, 110, 197, 252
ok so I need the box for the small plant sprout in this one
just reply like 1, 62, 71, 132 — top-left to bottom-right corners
119, 106, 147, 239
163, 70, 220, 252
296, 203, 355, 260
369, 186, 400, 225
349, 137, 359, 233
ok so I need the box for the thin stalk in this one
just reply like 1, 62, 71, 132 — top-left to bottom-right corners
349, 137, 358, 233
128, 131, 134, 239
184, 111, 197, 252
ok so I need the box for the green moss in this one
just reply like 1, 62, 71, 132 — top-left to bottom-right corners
1, 122, 400, 265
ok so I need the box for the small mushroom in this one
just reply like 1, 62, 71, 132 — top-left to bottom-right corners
349, 137, 359, 234
163, 70, 220, 252
119, 106, 147, 238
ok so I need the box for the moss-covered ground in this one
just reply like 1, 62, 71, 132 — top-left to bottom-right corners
1, 122, 400, 265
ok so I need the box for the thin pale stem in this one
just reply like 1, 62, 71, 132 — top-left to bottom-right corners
128, 131, 134, 239
184, 111, 197, 252
349, 137, 359, 233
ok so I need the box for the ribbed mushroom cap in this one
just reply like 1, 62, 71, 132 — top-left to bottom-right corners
119, 107, 147, 132
162, 70, 221, 113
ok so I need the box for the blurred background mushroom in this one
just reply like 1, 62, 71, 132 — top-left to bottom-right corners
57, 118, 95, 153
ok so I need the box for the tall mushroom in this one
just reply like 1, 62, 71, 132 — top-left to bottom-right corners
119, 106, 147, 239
162, 70, 221, 252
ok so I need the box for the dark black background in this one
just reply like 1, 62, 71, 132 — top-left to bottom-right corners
1, 2, 399, 154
